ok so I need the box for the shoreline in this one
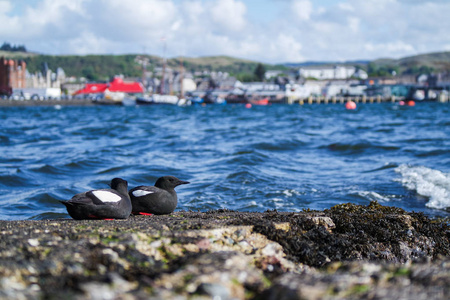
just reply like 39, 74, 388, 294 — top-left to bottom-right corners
1, 97, 448, 108
0, 98, 94, 107
1, 202, 449, 299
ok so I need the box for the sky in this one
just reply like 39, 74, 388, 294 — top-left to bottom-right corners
1, 0, 450, 64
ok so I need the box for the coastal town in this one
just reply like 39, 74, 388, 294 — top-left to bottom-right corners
1, 55, 450, 106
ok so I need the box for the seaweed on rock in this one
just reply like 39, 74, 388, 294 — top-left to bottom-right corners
249, 202, 450, 267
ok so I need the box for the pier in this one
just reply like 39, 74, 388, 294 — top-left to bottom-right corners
286, 94, 449, 105
0, 93, 449, 107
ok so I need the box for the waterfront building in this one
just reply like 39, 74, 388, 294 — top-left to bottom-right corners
0, 57, 26, 95
298, 65, 366, 80
73, 76, 144, 101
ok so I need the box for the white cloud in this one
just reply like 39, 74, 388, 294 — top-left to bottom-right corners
364, 41, 415, 55
89, 0, 178, 41
2, 0, 450, 63
66, 31, 110, 55
291, 0, 313, 21
338, 3, 355, 12
0, 0, 12, 12
347, 17, 360, 33
0, 1, 19, 38
210, 0, 247, 32
270, 34, 304, 62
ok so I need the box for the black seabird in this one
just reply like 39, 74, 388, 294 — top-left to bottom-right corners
60, 178, 132, 220
129, 176, 190, 215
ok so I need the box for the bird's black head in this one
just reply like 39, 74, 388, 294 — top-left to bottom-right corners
155, 176, 190, 190
110, 178, 128, 190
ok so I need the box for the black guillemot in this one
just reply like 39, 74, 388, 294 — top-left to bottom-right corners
129, 176, 190, 215
60, 178, 132, 220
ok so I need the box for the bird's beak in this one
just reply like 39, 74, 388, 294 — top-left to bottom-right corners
177, 180, 190, 186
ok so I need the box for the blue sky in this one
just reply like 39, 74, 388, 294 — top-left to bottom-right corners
1, 0, 450, 63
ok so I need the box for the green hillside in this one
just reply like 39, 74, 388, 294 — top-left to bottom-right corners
1, 51, 281, 81
2, 49, 449, 80
23, 54, 149, 81
0, 50, 38, 58
369, 51, 450, 76
180, 55, 259, 73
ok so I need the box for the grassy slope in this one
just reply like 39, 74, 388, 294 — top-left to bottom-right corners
372, 51, 450, 72
1, 50, 449, 78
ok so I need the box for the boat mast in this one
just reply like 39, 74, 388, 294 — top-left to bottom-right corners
160, 38, 166, 95
180, 58, 184, 99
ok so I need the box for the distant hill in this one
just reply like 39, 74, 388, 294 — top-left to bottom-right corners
284, 60, 371, 68
20, 54, 157, 81
285, 52, 450, 77
1, 49, 449, 80
0, 50, 38, 58
371, 51, 450, 74
0, 52, 282, 81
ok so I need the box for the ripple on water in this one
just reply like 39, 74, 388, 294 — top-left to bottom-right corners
0, 103, 449, 220
0, 171, 40, 188
323, 141, 400, 155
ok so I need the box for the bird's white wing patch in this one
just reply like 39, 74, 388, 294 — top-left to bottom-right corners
132, 190, 155, 197
92, 190, 122, 203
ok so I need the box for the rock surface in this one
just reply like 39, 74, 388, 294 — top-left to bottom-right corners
0, 202, 449, 299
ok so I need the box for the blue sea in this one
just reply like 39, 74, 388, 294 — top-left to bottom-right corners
0, 102, 449, 220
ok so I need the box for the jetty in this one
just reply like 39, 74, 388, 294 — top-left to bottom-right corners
289, 95, 400, 105
285, 92, 449, 105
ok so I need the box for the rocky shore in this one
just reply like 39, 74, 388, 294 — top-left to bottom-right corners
1, 202, 449, 299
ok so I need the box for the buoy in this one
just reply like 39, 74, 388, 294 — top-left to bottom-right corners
399, 100, 405, 106
345, 101, 357, 110
407, 100, 415, 106
245, 103, 252, 109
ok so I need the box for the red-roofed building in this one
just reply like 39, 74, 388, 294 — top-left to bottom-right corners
73, 77, 144, 100
73, 82, 108, 95
108, 77, 143, 93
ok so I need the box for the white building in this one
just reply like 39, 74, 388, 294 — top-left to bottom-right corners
265, 70, 285, 80
299, 65, 366, 80
321, 80, 369, 97
241, 82, 281, 92
285, 82, 322, 99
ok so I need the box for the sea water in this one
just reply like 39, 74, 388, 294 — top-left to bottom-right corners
0, 102, 449, 220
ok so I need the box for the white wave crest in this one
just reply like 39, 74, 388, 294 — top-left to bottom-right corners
282, 189, 301, 197
357, 191, 391, 202
395, 164, 450, 209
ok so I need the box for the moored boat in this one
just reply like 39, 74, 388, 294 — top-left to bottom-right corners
248, 97, 270, 105
136, 94, 181, 105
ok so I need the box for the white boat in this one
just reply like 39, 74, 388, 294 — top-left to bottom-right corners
136, 94, 184, 106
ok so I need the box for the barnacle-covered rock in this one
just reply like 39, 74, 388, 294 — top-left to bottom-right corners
0, 202, 448, 299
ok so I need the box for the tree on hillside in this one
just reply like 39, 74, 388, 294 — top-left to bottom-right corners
1, 42, 27, 52
254, 63, 266, 81
367, 62, 399, 77
405, 65, 435, 75
236, 72, 257, 82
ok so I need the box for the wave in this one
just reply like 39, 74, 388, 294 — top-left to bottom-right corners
394, 164, 450, 210
362, 163, 399, 173
252, 139, 307, 151
349, 190, 392, 202
322, 141, 400, 155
